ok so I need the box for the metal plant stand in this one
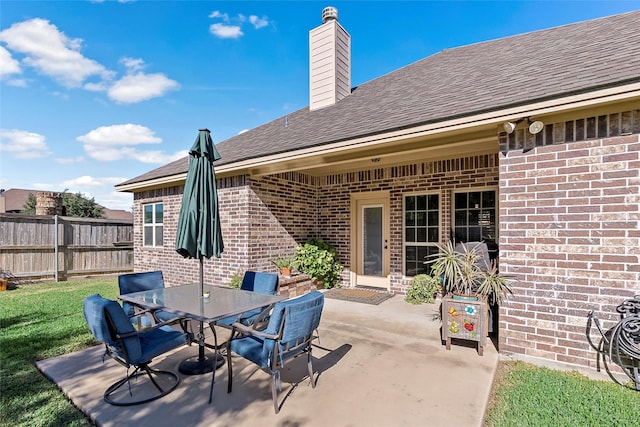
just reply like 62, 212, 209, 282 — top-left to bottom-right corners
586, 295, 640, 391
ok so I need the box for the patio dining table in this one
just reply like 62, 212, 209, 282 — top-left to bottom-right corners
119, 283, 285, 401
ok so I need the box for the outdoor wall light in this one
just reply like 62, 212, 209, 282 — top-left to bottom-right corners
528, 120, 544, 134
503, 118, 544, 135
503, 119, 523, 134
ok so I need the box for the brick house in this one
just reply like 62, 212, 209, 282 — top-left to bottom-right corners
116, 9, 640, 372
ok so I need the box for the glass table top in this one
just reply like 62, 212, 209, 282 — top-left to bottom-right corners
119, 283, 285, 323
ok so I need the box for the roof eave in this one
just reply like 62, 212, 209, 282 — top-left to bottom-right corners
115, 82, 640, 193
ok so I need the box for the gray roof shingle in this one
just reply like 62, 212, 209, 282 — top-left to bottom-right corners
119, 11, 640, 188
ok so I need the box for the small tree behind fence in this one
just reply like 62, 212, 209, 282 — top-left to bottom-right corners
0, 213, 133, 282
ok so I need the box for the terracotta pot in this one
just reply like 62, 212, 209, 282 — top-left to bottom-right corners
279, 267, 292, 277
0, 279, 7, 292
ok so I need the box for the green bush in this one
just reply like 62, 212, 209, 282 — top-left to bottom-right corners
229, 271, 243, 289
295, 238, 343, 288
404, 274, 441, 304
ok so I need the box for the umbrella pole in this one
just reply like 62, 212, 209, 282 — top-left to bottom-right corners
178, 256, 216, 375
198, 256, 205, 360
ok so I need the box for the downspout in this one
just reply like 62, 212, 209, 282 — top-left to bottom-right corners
54, 215, 59, 282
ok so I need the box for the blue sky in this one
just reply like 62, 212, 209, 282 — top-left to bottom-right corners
1, 1, 638, 211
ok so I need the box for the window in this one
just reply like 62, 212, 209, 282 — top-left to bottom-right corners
404, 194, 440, 276
453, 189, 497, 259
143, 202, 163, 247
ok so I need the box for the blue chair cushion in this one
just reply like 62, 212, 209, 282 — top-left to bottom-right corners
218, 271, 279, 327
230, 291, 324, 369
241, 272, 279, 295
83, 293, 187, 365
137, 326, 187, 365
118, 271, 179, 326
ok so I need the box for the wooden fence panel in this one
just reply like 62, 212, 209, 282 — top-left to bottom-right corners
0, 213, 133, 281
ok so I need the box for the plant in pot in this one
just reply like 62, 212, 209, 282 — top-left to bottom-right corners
404, 273, 442, 305
429, 241, 513, 304
271, 256, 295, 277
0, 269, 15, 292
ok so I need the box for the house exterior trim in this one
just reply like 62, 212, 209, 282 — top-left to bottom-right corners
116, 83, 640, 193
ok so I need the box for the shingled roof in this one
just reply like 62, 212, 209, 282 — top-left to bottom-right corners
119, 10, 640, 188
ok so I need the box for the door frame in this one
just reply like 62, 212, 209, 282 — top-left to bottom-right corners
350, 191, 390, 289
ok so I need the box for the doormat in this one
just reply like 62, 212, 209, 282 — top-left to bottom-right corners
323, 287, 393, 305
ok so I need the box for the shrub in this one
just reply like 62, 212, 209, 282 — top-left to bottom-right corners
229, 271, 242, 289
295, 238, 343, 288
405, 274, 441, 304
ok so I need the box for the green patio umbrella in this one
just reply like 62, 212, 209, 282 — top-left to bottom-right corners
175, 128, 224, 374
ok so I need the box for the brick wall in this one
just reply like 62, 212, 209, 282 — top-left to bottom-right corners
316, 155, 499, 293
133, 156, 499, 294
499, 130, 640, 369
133, 174, 317, 292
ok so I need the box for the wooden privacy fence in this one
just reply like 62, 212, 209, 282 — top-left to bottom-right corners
0, 213, 133, 281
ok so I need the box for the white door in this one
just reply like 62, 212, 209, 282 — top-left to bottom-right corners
351, 192, 390, 289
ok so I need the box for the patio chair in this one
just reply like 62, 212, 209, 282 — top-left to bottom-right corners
225, 290, 324, 414
83, 293, 187, 406
118, 271, 181, 329
217, 271, 279, 328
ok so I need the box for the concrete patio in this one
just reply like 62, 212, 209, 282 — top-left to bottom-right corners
37, 294, 498, 426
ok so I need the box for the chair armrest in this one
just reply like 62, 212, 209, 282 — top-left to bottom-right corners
231, 322, 279, 340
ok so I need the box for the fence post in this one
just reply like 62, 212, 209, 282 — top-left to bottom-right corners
54, 215, 59, 282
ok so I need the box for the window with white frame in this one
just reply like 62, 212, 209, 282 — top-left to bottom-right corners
143, 202, 163, 247
404, 193, 440, 277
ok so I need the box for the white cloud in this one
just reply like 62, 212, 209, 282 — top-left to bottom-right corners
208, 11, 269, 39
77, 123, 161, 146
0, 46, 21, 77
121, 56, 145, 72
0, 18, 112, 88
209, 23, 243, 39
0, 19, 176, 105
0, 128, 51, 159
76, 124, 186, 164
62, 175, 126, 188
6, 78, 27, 87
249, 15, 269, 29
99, 190, 134, 211
54, 156, 85, 165
209, 11, 229, 21
108, 66, 179, 104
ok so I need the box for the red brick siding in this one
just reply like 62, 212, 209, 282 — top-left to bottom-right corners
316, 155, 499, 293
133, 174, 317, 289
133, 156, 499, 293
499, 133, 640, 369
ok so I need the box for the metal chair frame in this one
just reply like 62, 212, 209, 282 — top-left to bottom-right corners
225, 291, 323, 413
84, 294, 187, 406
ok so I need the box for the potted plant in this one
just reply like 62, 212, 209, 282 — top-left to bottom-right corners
430, 241, 480, 299
433, 241, 513, 351
429, 241, 513, 304
0, 269, 15, 292
404, 274, 442, 305
271, 256, 295, 277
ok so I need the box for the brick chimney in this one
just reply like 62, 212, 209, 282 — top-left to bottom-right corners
36, 192, 63, 216
309, 7, 351, 111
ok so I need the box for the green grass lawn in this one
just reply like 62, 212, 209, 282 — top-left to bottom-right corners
0, 278, 118, 427
484, 360, 640, 426
1, 279, 639, 426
